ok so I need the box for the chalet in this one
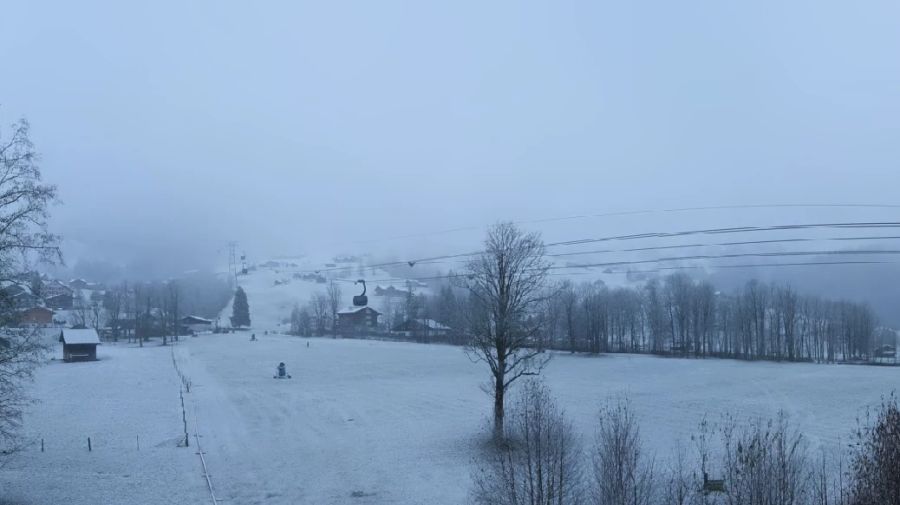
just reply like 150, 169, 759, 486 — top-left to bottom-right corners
59, 328, 100, 362
1, 285, 39, 309
19, 306, 54, 326
46, 293, 74, 310
392, 318, 452, 339
181, 315, 213, 334
337, 306, 381, 336
43, 280, 73, 298
373, 285, 410, 298
69, 278, 89, 290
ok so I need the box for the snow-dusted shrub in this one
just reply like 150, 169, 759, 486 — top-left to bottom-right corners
847, 394, 900, 505
471, 380, 585, 505
590, 398, 655, 505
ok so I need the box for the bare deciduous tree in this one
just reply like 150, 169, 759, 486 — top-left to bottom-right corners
309, 293, 329, 336
471, 380, 584, 505
326, 281, 342, 336
591, 398, 655, 505
461, 222, 551, 440
0, 329, 46, 455
0, 117, 60, 455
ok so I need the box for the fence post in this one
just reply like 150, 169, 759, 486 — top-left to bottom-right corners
137, 435, 140, 451
41, 438, 44, 452
87, 437, 92, 452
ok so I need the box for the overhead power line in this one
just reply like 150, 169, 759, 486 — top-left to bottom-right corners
350, 203, 900, 245
295, 221, 900, 275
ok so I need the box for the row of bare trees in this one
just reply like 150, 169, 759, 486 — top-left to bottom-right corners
473, 382, 900, 505
535, 274, 882, 363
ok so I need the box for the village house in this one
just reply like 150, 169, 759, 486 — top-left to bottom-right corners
181, 315, 213, 334
59, 328, 100, 362
1, 284, 39, 310
392, 318, 452, 340
337, 306, 381, 336
68, 278, 89, 290
43, 279, 73, 298
45, 293, 74, 310
19, 306, 54, 326
373, 285, 410, 298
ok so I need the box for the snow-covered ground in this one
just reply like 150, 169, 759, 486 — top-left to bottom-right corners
5, 334, 898, 504
0, 342, 208, 505
178, 333, 895, 504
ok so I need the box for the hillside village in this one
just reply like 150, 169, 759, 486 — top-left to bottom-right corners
0, 272, 219, 345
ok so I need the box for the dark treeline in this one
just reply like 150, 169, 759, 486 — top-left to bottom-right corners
543, 273, 883, 363
76, 272, 232, 342
424, 273, 891, 364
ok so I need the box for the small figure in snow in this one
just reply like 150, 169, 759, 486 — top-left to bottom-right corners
306, 341, 309, 348
250, 333, 256, 341
274, 362, 292, 379
264, 330, 268, 335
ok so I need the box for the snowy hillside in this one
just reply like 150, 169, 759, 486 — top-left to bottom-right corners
218, 257, 433, 331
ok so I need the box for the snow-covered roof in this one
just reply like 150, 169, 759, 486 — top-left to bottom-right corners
338, 306, 380, 315
421, 319, 451, 331
182, 315, 213, 324
61, 328, 100, 345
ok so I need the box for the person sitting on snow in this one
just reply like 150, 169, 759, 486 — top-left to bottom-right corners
277, 362, 286, 378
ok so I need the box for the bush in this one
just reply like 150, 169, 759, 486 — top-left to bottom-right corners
591, 398, 655, 505
847, 394, 900, 505
471, 380, 585, 505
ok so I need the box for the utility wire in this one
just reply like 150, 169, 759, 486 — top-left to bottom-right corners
296, 221, 900, 275
350, 203, 900, 245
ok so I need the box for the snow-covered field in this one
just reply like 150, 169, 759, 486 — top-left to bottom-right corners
0, 342, 208, 505
4, 334, 898, 504
169, 334, 897, 504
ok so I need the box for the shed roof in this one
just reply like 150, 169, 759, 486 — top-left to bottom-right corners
61, 328, 100, 345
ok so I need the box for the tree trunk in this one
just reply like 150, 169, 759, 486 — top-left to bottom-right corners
493, 373, 505, 441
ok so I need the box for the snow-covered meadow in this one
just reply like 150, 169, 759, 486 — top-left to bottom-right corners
6, 332, 895, 505
0, 342, 208, 505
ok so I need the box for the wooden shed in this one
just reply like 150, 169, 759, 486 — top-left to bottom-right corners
59, 328, 100, 362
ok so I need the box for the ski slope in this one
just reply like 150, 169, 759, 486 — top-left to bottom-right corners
218, 257, 431, 331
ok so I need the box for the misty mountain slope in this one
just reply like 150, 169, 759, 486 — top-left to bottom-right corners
217, 258, 431, 330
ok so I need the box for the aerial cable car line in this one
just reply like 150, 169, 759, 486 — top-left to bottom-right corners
348, 203, 900, 245
294, 221, 900, 276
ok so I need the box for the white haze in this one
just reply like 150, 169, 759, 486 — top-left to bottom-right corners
1, 0, 898, 316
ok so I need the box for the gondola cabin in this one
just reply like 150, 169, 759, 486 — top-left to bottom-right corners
59, 328, 100, 362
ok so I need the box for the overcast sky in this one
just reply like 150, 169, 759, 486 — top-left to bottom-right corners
1, 0, 898, 274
